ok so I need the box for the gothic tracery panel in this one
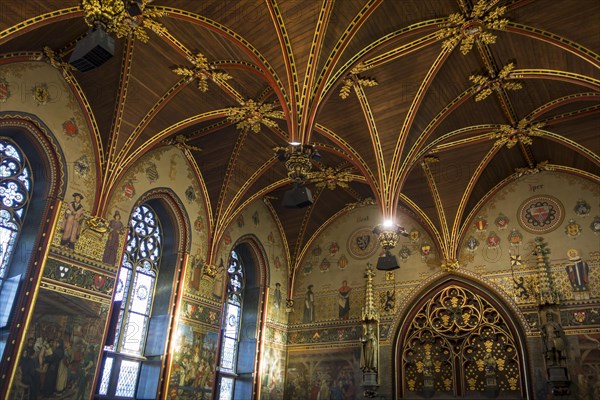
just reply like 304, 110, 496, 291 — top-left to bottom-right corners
401, 285, 524, 398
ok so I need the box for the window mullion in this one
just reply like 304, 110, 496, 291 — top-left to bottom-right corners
116, 267, 136, 353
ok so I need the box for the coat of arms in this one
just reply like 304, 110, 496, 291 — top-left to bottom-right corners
347, 227, 378, 259
62, 117, 79, 137
518, 195, 564, 233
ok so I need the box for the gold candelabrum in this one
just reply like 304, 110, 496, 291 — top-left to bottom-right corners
377, 230, 399, 250
274, 144, 319, 183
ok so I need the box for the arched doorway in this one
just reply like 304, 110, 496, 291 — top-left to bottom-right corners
394, 277, 531, 399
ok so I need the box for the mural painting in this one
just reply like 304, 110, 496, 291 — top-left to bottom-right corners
10, 289, 107, 400
167, 323, 218, 399
285, 348, 361, 400
260, 346, 286, 399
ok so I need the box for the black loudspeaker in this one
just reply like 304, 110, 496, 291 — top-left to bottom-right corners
282, 185, 313, 208
376, 251, 400, 271
69, 28, 115, 72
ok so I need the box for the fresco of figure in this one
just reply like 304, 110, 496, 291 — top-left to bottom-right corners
303, 285, 315, 323
338, 280, 351, 319
565, 249, 590, 292
102, 210, 125, 265
60, 193, 85, 250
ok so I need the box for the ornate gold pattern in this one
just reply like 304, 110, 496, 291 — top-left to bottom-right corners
274, 144, 319, 183
82, 0, 165, 43
203, 263, 219, 279
515, 160, 554, 177
441, 259, 460, 272
171, 53, 232, 92
226, 100, 284, 133
402, 285, 522, 395
533, 237, 561, 305
377, 230, 399, 250
362, 263, 378, 321
42, 46, 75, 81
490, 120, 545, 148
339, 63, 378, 100
437, 0, 509, 55
345, 197, 376, 210
469, 63, 523, 101
308, 167, 354, 190
166, 134, 203, 152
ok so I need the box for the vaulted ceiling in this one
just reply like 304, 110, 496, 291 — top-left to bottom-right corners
1, 0, 598, 277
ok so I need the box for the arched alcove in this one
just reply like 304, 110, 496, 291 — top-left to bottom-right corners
215, 234, 268, 400
0, 114, 65, 389
393, 275, 532, 399
96, 189, 189, 400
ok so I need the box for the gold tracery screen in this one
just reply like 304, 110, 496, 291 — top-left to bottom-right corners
401, 285, 524, 398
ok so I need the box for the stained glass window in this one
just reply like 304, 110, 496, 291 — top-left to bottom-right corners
98, 204, 162, 398
217, 250, 244, 399
0, 139, 32, 336
0, 139, 32, 285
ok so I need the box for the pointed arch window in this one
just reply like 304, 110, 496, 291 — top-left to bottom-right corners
0, 139, 32, 350
98, 204, 162, 398
217, 249, 245, 400
0, 139, 31, 284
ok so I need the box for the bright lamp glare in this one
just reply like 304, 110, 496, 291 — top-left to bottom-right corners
383, 219, 394, 228
289, 141, 301, 146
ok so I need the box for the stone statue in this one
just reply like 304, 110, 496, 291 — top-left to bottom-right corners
541, 311, 565, 366
360, 322, 378, 372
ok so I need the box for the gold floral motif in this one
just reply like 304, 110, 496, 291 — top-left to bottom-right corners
484, 340, 493, 352
172, 53, 232, 92
515, 160, 554, 176
490, 119, 545, 148
226, 99, 284, 133
42, 46, 75, 81
476, 358, 485, 371
443, 378, 452, 391
407, 379, 416, 391
82, 0, 165, 43
339, 75, 378, 99
437, 0, 509, 55
469, 376, 479, 390
308, 167, 355, 190
469, 63, 523, 102
497, 358, 506, 371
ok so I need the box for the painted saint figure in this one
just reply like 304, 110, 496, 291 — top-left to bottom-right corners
274, 282, 282, 310
565, 249, 590, 292
60, 192, 85, 249
102, 210, 125, 265
303, 285, 315, 323
338, 280, 351, 319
